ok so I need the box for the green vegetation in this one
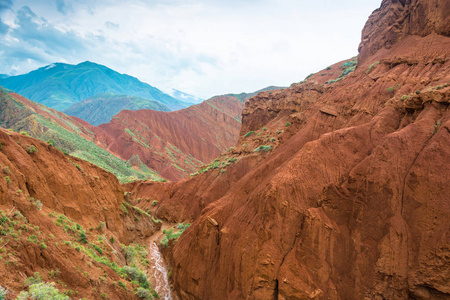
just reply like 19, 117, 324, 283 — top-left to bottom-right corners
161, 223, 191, 248
25, 144, 38, 154
0, 286, 9, 300
367, 61, 379, 73
0, 61, 187, 111
17, 282, 69, 300
244, 131, 255, 137
0, 142, 2, 151
285, 122, 291, 127
401, 95, 409, 100
151, 200, 158, 207
254, 145, 272, 152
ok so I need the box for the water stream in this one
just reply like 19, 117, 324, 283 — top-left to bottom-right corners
149, 241, 173, 299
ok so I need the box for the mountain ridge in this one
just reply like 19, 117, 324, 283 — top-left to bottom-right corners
0, 61, 190, 111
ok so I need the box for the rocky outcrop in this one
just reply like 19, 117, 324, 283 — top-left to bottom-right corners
358, 0, 450, 63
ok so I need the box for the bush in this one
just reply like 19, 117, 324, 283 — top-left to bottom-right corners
401, 95, 409, 100
0, 142, 2, 151
40, 241, 47, 250
254, 145, 272, 152
23, 272, 42, 286
28, 235, 38, 244
17, 282, 69, 300
79, 231, 88, 244
25, 145, 38, 154
136, 287, 154, 299
118, 281, 126, 289
0, 286, 9, 300
244, 131, 255, 137
151, 200, 158, 207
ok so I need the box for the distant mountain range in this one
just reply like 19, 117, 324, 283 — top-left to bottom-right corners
64, 93, 170, 126
0, 61, 191, 111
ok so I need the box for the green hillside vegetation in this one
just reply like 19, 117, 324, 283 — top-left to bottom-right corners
0, 87, 164, 183
64, 93, 170, 126
0, 61, 189, 111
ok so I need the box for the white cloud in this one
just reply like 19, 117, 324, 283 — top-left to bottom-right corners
0, 0, 381, 98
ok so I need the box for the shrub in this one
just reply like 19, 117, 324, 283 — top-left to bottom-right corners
20, 131, 30, 136
401, 95, 409, 100
25, 145, 38, 154
47, 139, 56, 147
136, 287, 154, 299
121, 203, 128, 215
17, 282, 69, 300
285, 122, 291, 127
118, 281, 126, 289
4, 176, 11, 183
23, 272, 42, 286
0, 286, 9, 300
40, 241, 47, 250
151, 200, 158, 207
79, 231, 88, 244
244, 131, 255, 137
3, 167, 10, 175
0, 142, 2, 151
28, 235, 38, 244
254, 145, 272, 152
32, 200, 43, 210
367, 61, 379, 73
228, 157, 237, 163
48, 269, 61, 279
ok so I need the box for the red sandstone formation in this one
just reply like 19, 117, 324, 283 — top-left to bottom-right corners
0, 129, 158, 298
92, 95, 245, 181
126, 0, 450, 298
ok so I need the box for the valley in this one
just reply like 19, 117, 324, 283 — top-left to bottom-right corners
0, 0, 449, 299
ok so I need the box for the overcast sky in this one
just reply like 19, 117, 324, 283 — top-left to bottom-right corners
0, 0, 382, 99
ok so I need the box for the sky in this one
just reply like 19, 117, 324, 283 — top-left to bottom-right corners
0, 0, 382, 99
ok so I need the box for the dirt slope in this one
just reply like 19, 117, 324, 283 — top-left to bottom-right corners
0, 129, 160, 299
125, 0, 450, 298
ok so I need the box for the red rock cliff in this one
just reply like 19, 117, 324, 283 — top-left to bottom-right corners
127, 0, 450, 299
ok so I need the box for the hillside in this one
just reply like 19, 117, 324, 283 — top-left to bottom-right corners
64, 93, 170, 126
0, 129, 163, 299
0, 61, 189, 111
92, 94, 247, 181
125, 0, 450, 298
0, 87, 163, 183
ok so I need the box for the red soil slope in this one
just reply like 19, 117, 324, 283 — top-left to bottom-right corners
93, 95, 246, 181
0, 129, 159, 299
126, 0, 450, 298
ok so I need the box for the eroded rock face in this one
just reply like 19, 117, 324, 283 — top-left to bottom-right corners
127, 0, 450, 299
0, 130, 158, 299
93, 95, 245, 180
358, 0, 450, 63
